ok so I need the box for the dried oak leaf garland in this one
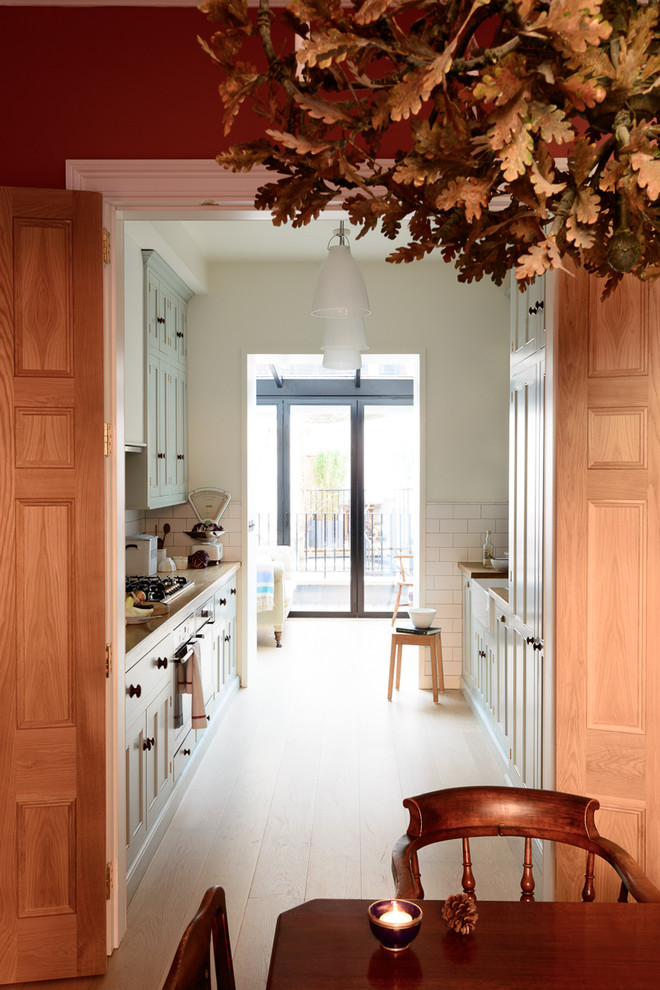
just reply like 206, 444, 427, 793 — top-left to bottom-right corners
441, 893, 479, 935
199, 0, 660, 297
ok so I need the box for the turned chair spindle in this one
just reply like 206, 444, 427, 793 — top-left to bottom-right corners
392, 785, 660, 905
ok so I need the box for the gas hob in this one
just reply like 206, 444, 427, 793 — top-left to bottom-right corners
126, 574, 194, 602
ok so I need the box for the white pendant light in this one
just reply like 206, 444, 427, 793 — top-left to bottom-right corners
322, 347, 363, 370
321, 316, 369, 351
311, 222, 371, 318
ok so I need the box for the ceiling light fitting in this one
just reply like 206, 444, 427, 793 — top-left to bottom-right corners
311, 221, 371, 319
312, 221, 370, 371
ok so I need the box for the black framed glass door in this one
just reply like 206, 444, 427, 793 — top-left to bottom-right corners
256, 376, 415, 617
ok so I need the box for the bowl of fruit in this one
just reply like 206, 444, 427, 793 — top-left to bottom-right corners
184, 522, 224, 542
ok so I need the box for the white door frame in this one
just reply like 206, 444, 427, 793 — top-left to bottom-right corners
67, 159, 425, 947
69, 160, 294, 949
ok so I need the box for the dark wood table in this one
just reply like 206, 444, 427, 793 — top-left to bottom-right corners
266, 898, 660, 989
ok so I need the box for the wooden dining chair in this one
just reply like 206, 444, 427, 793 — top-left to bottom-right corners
391, 554, 414, 626
392, 785, 660, 903
161, 886, 236, 990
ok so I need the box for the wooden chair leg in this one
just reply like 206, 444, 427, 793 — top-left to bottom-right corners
434, 633, 445, 693
429, 641, 439, 703
388, 638, 397, 700
395, 643, 403, 690
391, 584, 403, 626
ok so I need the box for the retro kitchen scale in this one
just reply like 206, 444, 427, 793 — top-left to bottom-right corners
186, 487, 232, 563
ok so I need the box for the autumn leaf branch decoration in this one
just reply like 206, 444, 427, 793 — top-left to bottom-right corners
200, 0, 660, 295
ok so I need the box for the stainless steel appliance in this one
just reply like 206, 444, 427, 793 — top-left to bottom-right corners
125, 533, 158, 576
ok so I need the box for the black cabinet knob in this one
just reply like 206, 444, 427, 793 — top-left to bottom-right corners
128, 684, 142, 698
156, 656, 168, 669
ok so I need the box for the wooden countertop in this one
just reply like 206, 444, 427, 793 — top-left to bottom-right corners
125, 562, 240, 663
458, 561, 508, 579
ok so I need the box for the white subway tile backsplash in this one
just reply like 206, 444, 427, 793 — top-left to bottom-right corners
423, 501, 508, 688
439, 518, 468, 534
426, 504, 454, 519
426, 532, 455, 548
453, 503, 482, 518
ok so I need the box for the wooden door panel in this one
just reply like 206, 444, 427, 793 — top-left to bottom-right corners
13, 218, 73, 376
555, 266, 660, 899
0, 187, 106, 982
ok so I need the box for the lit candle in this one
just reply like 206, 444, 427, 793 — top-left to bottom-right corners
379, 902, 413, 926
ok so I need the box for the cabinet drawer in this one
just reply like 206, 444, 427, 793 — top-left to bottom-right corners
125, 633, 173, 717
173, 730, 196, 784
215, 579, 238, 619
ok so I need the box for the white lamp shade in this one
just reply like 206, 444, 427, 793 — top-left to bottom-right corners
311, 244, 371, 318
321, 317, 369, 351
322, 347, 363, 370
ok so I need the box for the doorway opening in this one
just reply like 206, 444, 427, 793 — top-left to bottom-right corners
253, 355, 419, 617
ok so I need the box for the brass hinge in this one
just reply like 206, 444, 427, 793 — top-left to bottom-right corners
102, 227, 111, 265
106, 862, 113, 899
105, 643, 112, 678
104, 422, 112, 457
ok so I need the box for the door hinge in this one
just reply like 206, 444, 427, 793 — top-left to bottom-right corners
102, 227, 111, 264
105, 643, 112, 678
106, 862, 113, 899
104, 422, 112, 457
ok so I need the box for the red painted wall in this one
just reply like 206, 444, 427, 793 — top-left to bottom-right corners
0, 5, 269, 188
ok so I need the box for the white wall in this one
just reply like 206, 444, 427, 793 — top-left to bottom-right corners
186, 259, 510, 503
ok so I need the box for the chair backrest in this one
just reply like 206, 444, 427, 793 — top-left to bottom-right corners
392, 786, 660, 903
162, 886, 236, 990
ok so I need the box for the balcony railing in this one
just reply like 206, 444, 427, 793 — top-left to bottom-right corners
257, 488, 413, 577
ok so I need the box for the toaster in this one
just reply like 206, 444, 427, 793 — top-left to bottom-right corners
126, 533, 158, 576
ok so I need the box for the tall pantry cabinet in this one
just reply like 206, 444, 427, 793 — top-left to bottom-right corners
509, 276, 547, 793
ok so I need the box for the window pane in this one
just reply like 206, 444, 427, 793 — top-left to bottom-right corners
290, 405, 351, 612
363, 405, 416, 613
255, 405, 278, 549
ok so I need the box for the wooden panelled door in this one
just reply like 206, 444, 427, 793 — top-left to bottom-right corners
0, 188, 107, 981
555, 266, 660, 899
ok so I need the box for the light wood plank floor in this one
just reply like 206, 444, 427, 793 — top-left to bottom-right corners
12, 618, 520, 990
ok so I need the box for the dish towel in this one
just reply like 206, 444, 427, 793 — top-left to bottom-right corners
177, 643, 208, 731
257, 558, 275, 612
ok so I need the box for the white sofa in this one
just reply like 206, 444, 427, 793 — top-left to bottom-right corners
257, 546, 295, 647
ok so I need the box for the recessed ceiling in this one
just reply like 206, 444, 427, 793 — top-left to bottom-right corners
178, 217, 425, 263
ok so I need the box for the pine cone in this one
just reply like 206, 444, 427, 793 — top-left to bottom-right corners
441, 893, 478, 935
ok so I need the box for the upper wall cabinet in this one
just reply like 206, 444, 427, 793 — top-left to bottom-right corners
510, 274, 546, 366
126, 251, 193, 509
144, 249, 191, 367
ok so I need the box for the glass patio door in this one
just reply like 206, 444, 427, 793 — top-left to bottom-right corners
362, 405, 415, 613
289, 405, 352, 612
255, 372, 415, 617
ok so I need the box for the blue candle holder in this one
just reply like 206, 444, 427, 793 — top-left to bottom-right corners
368, 899, 423, 952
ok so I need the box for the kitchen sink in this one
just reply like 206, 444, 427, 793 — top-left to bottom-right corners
471, 577, 509, 633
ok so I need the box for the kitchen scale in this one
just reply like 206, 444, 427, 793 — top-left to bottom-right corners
187, 487, 232, 563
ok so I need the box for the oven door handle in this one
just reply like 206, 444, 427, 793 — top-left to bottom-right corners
173, 641, 195, 663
